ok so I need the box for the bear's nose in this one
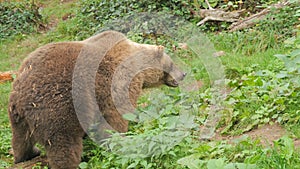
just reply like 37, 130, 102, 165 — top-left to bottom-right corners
183, 72, 187, 77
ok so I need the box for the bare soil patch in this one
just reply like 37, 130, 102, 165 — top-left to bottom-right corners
60, 0, 75, 3
214, 123, 299, 147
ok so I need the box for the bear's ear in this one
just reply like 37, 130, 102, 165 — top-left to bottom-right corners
156, 45, 165, 58
158, 45, 164, 50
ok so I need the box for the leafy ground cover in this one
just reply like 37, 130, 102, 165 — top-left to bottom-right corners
0, 0, 299, 168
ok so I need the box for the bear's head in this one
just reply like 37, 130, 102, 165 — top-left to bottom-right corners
162, 53, 187, 87
138, 45, 186, 88
108, 39, 186, 90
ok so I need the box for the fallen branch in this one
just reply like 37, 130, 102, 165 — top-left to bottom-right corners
197, 9, 245, 26
228, 1, 290, 32
195, 0, 245, 26
8, 156, 49, 169
196, 9, 245, 26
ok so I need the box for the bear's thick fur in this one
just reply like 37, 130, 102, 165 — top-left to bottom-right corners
8, 31, 185, 169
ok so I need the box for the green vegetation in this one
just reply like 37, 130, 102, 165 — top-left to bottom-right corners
0, 1, 45, 40
0, 83, 12, 168
0, 0, 299, 168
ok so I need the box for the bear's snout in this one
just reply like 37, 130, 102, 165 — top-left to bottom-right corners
165, 71, 186, 87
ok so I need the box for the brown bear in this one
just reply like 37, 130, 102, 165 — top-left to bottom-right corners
8, 30, 186, 169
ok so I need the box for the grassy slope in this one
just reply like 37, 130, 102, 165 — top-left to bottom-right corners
0, 82, 12, 168
0, 0, 79, 167
0, 0, 79, 72
0, 0, 298, 168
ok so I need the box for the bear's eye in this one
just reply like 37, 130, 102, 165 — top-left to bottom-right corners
166, 63, 174, 73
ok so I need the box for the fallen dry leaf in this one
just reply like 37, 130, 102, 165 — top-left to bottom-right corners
0, 71, 15, 83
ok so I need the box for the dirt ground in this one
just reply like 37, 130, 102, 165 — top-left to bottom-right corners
214, 123, 300, 148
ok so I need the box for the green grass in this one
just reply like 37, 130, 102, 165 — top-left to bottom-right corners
39, 0, 78, 19
0, 0, 80, 167
220, 48, 286, 70
0, 36, 43, 72
0, 82, 13, 168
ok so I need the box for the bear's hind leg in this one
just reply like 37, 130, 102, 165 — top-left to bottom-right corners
104, 110, 129, 133
10, 121, 40, 163
45, 134, 83, 169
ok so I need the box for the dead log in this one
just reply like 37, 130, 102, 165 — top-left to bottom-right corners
196, 0, 245, 26
0, 71, 17, 84
196, 9, 245, 26
228, 1, 290, 32
7, 156, 49, 169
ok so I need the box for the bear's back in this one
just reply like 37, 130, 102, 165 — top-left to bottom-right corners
18, 42, 84, 80
10, 42, 85, 115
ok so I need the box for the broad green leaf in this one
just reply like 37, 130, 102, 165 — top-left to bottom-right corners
127, 161, 139, 169
207, 158, 225, 169
225, 163, 257, 169
274, 54, 288, 61
290, 49, 300, 57
276, 72, 288, 79
165, 116, 179, 129
177, 154, 205, 169
284, 36, 296, 45
148, 141, 156, 154
79, 162, 88, 169
278, 136, 294, 159
140, 160, 148, 168
122, 113, 137, 122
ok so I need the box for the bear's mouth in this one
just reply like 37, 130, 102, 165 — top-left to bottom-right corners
165, 72, 186, 87
166, 79, 179, 87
